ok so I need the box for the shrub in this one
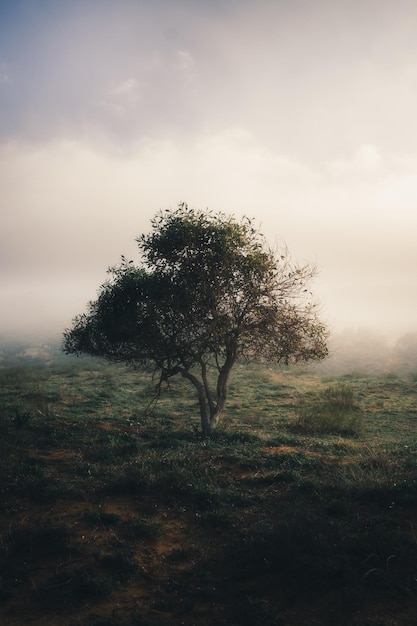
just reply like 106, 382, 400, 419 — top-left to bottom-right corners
293, 383, 363, 436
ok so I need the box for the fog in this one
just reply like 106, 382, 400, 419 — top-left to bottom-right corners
1, 0, 417, 344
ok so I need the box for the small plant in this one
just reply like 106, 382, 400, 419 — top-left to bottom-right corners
407, 370, 417, 383
13, 406, 32, 427
293, 382, 363, 435
382, 371, 399, 382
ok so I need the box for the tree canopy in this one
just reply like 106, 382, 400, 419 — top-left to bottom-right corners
63, 204, 328, 434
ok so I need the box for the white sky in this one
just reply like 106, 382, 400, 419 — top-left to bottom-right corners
1, 0, 417, 341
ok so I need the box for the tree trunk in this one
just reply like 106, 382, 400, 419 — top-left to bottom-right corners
180, 370, 220, 435
212, 350, 235, 423
181, 354, 235, 435
180, 370, 212, 435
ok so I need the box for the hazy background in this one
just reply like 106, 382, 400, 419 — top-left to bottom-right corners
1, 0, 417, 343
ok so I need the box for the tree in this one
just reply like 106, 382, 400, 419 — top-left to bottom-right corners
63, 204, 328, 435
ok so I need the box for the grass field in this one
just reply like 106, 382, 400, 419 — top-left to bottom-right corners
1, 353, 417, 625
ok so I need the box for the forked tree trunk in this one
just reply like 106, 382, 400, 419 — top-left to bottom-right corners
181, 356, 235, 436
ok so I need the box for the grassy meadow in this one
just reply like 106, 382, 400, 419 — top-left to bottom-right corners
1, 348, 417, 625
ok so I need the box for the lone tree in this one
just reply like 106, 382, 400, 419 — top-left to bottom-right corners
64, 204, 328, 435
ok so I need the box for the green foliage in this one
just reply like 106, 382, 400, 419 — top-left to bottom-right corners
63, 204, 328, 433
294, 382, 363, 435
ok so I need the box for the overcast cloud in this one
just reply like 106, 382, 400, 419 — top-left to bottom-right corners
1, 0, 417, 341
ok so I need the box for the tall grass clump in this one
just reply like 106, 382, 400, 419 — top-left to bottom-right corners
293, 382, 363, 436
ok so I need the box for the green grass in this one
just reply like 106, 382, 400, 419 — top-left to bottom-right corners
293, 382, 364, 435
1, 357, 417, 624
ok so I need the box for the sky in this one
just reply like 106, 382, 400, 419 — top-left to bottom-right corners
1, 0, 417, 343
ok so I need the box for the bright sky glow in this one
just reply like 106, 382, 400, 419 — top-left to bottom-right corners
1, 0, 417, 341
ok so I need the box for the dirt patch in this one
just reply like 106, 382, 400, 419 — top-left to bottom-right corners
262, 444, 325, 459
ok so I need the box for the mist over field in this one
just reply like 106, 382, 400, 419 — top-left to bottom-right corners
2, 328, 417, 381
1, 0, 417, 344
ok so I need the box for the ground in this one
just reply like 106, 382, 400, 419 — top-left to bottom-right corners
1, 360, 417, 625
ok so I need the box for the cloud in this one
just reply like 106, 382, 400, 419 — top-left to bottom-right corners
354, 145, 382, 171
1, 0, 417, 340
0, 0, 416, 163
375, 173, 417, 209
0, 63, 8, 82
98, 78, 142, 117
1, 131, 417, 339
326, 144, 383, 176
174, 50, 195, 74
0, 132, 319, 290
